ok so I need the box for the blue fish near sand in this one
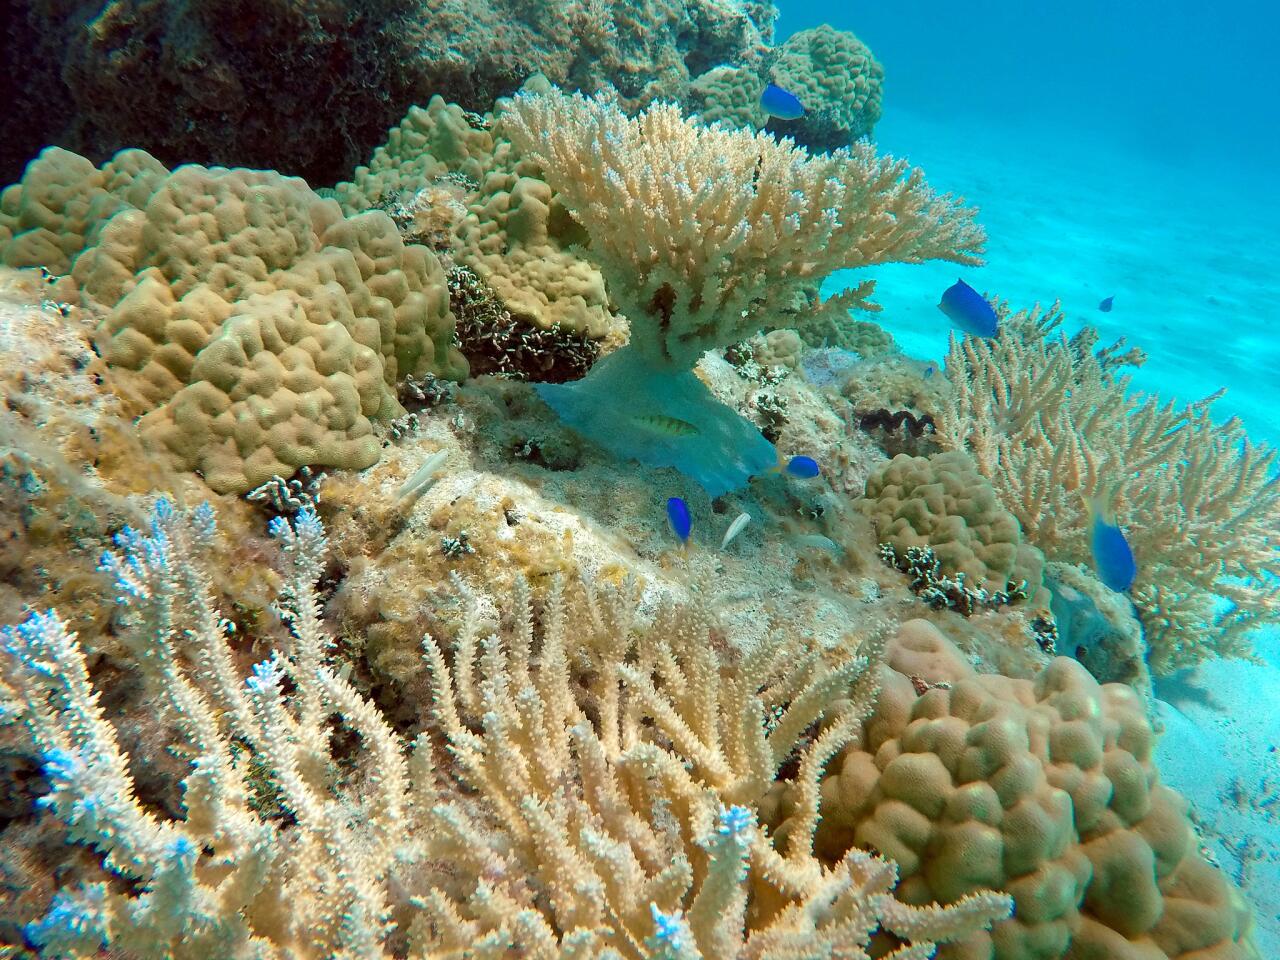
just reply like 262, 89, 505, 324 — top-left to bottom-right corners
1099, 296, 1114, 312
938, 279, 999, 338
1087, 496, 1137, 592
761, 83, 805, 120
666, 497, 692, 548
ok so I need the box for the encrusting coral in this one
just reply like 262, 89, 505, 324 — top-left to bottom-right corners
0, 500, 1014, 958
764, 620, 1260, 960
498, 85, 983, 494
936, 302, 1280, 672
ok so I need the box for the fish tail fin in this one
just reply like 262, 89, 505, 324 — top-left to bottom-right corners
1084, 482, 1121, 526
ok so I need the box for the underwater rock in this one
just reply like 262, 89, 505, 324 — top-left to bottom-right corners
1047, 559, 1154, 703
0, 0, 777, 186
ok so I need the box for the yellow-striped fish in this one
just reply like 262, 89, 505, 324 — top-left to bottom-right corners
629, 414, 700, 438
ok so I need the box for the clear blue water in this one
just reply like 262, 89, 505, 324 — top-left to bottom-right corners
778, 2, 1280, 942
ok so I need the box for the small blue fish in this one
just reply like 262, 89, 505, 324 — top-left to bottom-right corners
922, 363, 937, 379
783, 455, 820, 479
1087, 496, 1137, 592
768, 454, 821, 479
1099, 296, 1114, 312
761, 83, 804, 120
938, 279, 999, 338
666, 497, 692, 547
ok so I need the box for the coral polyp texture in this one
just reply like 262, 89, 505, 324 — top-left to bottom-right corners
337, 94, 620, 350
0, 501, 1014, 958
501, 86, 983, 370
765, 620, 1260, 960
0, 146, 467, 493
860, 450, 1049, 607
937, 302, 1280, 671
768, 24, 885, 150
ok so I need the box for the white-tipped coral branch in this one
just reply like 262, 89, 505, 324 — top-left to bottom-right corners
501, 87, 984, 369
1, 503, 1011, 958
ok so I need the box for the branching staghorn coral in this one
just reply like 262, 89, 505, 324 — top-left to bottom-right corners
0, 501, 1012, 958
497, 87, 983, 494
501, 87, 984, 370
937, 302, 1280, 671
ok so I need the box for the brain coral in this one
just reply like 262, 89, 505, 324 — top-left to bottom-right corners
769, 24, 885, 151
765, 620, 1258, 960
0, 147, 466, 493
861, 451, 1047, 600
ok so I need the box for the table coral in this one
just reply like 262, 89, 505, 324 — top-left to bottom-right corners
765, 619, 1260, 960
498, 85, 982, 492
0, 148, 467, 494
503, 86, 982, 371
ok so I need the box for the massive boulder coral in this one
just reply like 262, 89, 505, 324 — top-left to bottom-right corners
860, 451, 1048, 605
766, 620, 1259, 960
0, 147, 466, 493
768, 24, 885, 150
337, 95, 618, 348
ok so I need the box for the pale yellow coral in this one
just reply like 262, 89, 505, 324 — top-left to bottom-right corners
766, 620, 1259, 960
937, 303, 1280, 671
771, 24, 884, 147
860, 450, 1048, 604
0, 146, 167, 274
338, 94, 619, 341
501, 86, 983, 369
1, 504, 1013, 959
688, 64, 768, 130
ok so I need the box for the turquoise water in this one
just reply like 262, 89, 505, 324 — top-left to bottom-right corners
785, 3, 1280, 944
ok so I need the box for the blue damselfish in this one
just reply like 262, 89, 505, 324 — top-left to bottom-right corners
761, 83, 804, 120
1088, 497, 1137, 592
666, 497, 692, 546
938, 279, 999, 338
784, 455, 820, 479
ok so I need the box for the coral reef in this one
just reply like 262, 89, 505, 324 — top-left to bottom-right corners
503, 86, 982, 370
938, 302, 1280, 671
1, 0, 778, 186
765, 620, 1260, 960
861, 451, 1049, 607
687, 65, 769, 129
1046, 560, 1153, 700
337, 94, 623, 353
1, 147, 467, 494
0, 501, 1013, 957
767, 24, 885, 151
499, 86, 981, 492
